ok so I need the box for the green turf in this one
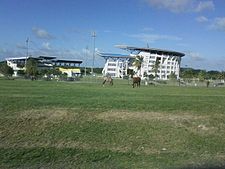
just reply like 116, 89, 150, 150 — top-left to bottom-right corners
0, 79, 225, 168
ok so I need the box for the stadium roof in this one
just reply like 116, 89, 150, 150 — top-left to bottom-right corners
5, 57, 28, 60
115, 45, 185, 57
98, 52, 132, 58
38, 56, 57, 60
5, 56, 83, 64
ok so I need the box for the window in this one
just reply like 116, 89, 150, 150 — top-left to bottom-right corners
107, 68, 116, 71
150, 56, 155, 59
108, 63, 116, 66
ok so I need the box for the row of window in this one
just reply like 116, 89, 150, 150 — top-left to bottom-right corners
108, 63, 116, 66
148, 70, 178, 74
147, 65, 176, 69
107, 68, 116, 71
148, 60, 177, 64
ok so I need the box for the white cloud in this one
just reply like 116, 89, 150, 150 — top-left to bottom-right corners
82, 47, 92, 56
210, 17, 225, 32
0, 48, 6, 55
144, 0, 192, 13
16, 43, 27, 50
144, 0, 215, 13
141, 27, 154, 32
0, 48, 24, 60
196, 16, 208, 23
42, 42, 51, 50
103, 30, 112, 33
195, 1, 214, 12
186, 51, 205, 61
177, 43, 188, 47
129, 33, 182, 43
32, 27, 54, 40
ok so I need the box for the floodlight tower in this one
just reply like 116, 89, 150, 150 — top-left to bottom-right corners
25, 37, 29, 69
85, 46, 88, 76
91, 31, 96, 74
26, 37, 30, 57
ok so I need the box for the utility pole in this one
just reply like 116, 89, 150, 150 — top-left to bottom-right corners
91, 31, 96, 75
25, 37, 29, 69
26, 37, 29, 58
85, 46, 88, 76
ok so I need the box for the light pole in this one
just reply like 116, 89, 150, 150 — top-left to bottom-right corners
26, 37, 29, 58
25, 37, 29, 69
85, 46, 88, 76
91, 31, 96, 75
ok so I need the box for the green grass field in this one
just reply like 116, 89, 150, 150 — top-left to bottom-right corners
0, 79, 225, 169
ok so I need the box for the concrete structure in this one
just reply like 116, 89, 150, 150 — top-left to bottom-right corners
99, 53, 132, 78
5, 56, 82, 77
6, 57, 28, 76
100, 46, 185, 80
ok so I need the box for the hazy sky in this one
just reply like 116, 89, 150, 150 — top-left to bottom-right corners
0, 0, 225, 70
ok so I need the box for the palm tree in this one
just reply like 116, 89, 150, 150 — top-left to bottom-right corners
152, 57, 160, 78
132, 55, 143, 76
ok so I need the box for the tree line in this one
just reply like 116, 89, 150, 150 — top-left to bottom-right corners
180, 68, 225, 81
0, 59, 224, 81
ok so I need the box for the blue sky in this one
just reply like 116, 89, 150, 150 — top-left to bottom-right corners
0, 0, 225, 70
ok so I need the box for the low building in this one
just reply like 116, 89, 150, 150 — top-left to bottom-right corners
5, 56, 82, 77
59, 68, 81, 77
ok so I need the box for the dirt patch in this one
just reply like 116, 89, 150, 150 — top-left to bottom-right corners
20, 108, 77, 122
96, 111, 205, 123
96, 111, 221, 135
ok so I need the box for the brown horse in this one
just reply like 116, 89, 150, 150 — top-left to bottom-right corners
133, 77, 141, 88
102, 76, 113, 86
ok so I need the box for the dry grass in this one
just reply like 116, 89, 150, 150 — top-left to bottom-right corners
96, 111, 205, 122
19, 108, 77, 122
96, 110, 222, 136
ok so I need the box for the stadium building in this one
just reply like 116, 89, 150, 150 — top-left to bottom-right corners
99, 45, 185, 80
5, 56, 82, 77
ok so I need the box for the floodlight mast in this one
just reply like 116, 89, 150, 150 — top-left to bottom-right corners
26, 37, 29, 57
25, 37, 29, 69
91, 31, 96, 75
85, 46, 88, 76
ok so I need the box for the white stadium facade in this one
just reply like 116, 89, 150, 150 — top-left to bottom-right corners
99, 45, 185, 80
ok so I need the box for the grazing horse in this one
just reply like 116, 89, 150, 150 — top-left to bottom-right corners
133, 77, 141, 88
102, 76, 113, 86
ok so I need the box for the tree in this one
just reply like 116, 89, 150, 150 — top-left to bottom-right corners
25, 58, 38, 79
152, 57, 160, 78
169, 72, 177, 80
132, 55, 143, 76
207, 70, 220, 80
46, 68, 62, 78
219, 71, 225, 80
181, 68, 194, 79
0, 61, 14, 78
198, 70, 207, 82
